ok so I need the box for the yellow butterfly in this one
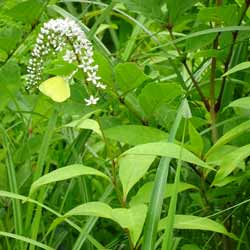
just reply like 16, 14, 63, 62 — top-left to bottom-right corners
38, 76, 70, 102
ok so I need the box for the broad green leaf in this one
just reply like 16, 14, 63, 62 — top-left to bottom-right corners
115, 62, 148, 93
185, 33, 216, 52
112, 204, 147, 246
5, 0, 43, 24
206, 145, 238, 166
222, 62, 250, 77
0, 60, 21, 111
206, 120, 250, 157
167, 0, 198, 25
29, 164, 109, 196
0, 24, 22, 54
0, 231, 54, 250
124, 93, 147, 122
159, 215, 236, 239
212, 144, 250, 186
65, 118, 102, 137
44, 59, 76, 76
187, 120, 203, 156
64, 202, 147, 246
104, 125, 168, 145
130, 182, 198, 206
119, 154, 155, 198
227, 97, 250, 110
65, 202, 113, 219
197, 5, 238, 26
139, 83, 183, 117
121, 0, 166, 21
93, 51, 113, 85
121, 142, 212, 170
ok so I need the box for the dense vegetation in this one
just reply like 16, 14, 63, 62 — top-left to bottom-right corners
1, 0, 250, 249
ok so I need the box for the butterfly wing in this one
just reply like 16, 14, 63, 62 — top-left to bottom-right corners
39, 76, 70, 102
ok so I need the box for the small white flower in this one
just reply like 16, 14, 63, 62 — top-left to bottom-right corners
73, 43, 83, 54
84, 95, 99, 106
96, 82, 106, 89
86, 72, 101, 85
63, 50, 76, 63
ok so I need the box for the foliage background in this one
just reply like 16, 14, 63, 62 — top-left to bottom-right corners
1, 0, 250, 250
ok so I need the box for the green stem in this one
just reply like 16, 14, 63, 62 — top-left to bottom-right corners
210, 33, 219, 143
167, 27, 210, 111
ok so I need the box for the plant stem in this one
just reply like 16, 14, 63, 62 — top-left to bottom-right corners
216, 0, 250, 110
167, 27, 210, 111
210, 33, 219, 143
96, 116, 133, 249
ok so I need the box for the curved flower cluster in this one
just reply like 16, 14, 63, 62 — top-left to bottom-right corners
26, 18, 106, 105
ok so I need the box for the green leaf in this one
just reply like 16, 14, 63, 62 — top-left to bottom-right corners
5, 0, 43, 24
227, 97, 250, 110
64, 202, 147, 246
0, 60, 21, 111
0, 25, 22, 54
159, 215, 236, 239
65, 202, 113, 219
167, 0, 198, 25
197, 5, 238, 26
121, 142, 212, 170
93, 51, 113, 86
44, 59, 76, 76
212, 144, 250, 186
222, 62, 250, 77
121, 0, 166, 21
112, 204, 147, 246
139, 83, 183, 117
104, 125, 168, 145
185, 33, 216, 52
206, 120, 250, 157
130, 182, 198, 206
65, 118, 102, 137
187, 120, 203, 156
115, 62, 148, 93
206, 145, 237, 166
29, 164, 109, 196
119, 154, 155, 198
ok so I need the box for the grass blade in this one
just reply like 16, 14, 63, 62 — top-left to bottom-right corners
161, 118, 188, 249
25, 111, 57, 250
141, 99, 184, 250
0, 125, 23, 248
0, 231, 54, 250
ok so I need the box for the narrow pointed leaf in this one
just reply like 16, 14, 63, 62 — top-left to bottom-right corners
29, 164, 109, 196
121, 142, 212, 170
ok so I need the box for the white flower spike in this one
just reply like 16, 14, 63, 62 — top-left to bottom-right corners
26, 18, 105, 106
